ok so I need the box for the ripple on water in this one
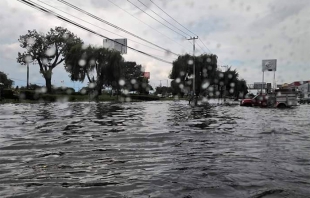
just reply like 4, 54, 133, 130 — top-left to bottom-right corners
0, 102, 310, 197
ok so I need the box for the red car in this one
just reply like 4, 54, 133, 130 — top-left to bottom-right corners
240, 94, 268, 107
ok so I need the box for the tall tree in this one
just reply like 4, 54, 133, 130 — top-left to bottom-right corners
170, 53, 218, 97
17, 27, 82, 93
0, 71, 14, 88
65, 45, 124, 95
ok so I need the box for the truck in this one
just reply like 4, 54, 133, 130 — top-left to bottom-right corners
240, 88, 298, 108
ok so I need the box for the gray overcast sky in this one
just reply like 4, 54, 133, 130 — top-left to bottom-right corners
1, 0, 310, 90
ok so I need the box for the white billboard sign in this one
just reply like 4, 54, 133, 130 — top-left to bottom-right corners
103, 38, 127, 54
262, 59, 277, 72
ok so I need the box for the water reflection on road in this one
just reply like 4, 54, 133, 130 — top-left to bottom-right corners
1, 101, 310, 198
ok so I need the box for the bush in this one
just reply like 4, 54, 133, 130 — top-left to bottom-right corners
129, 94, 160, 101
1, 89, 19, 99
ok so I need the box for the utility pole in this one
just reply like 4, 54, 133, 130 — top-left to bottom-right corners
187, 36, 198, 104
27, 63, 29, 89
221, 66, 228, 102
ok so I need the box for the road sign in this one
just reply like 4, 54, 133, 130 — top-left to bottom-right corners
262, 59, 277, 71
103, 38, 127, 54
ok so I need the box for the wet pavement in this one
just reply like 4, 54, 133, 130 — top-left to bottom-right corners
1, 101, 310, 198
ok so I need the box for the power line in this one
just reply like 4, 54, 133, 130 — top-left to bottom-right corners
17, 0, 173, 64
56, 0, 179, 56
127, 0, 187, 39
106, 0, 188, 51
136, 0, 191, 38
37, 0, 165, 54
144, 1, 213, 55
149, 0, 197, 37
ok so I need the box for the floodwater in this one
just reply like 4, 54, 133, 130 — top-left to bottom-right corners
1, 100, 310, 198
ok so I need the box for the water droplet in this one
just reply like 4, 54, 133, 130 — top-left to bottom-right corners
24, 55, 33, 63
188, 60, 193, 65
81, 88, 87, 94
79, 59, 86, 67
131, 79, 137, 84
119, 79, 125, 86
230, 82, 235, 87
176, 78, 181, 83
45, 45, 56, 56
88, 83, 96, 89
26, 37, 35, 45
202, 81, 210, 89
89, 59, 96, 66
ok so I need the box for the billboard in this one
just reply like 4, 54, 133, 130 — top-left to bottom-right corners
254, 82, 266, 89
262, 59, 277, 72
103, 38, 127, 54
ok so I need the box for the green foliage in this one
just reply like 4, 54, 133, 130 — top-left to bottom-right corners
0, 71, 14, 88
17, 27, 83, 93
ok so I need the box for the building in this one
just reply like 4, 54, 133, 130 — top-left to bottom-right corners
298, 83, 310, 98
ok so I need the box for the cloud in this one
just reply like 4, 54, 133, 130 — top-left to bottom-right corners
1, 0, 310, 90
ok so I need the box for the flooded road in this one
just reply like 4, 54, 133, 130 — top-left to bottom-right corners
1, 101, 310, 198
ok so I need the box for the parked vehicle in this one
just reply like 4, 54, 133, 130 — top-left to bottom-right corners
240, 88, 298, 108
240, 94, 267, 107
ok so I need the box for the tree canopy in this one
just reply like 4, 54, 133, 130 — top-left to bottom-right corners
65, 44, 124, 95
0, 71, 14, 89
170, 54, 248, 99
17, 27, 82, 93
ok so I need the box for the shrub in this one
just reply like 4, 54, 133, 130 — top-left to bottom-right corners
128, 94, 160, 101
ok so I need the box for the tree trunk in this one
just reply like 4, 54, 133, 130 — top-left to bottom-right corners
45, 77, 52, 94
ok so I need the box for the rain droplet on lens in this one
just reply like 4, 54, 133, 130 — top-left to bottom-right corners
26, 37, 35, 45
119, 79, 125, 86
131, 79, 137, 84
202, 81, 210, 89
88, 83, 96, 89
165, 50, 172, 57
79, 59, 86, 67
24, 55, 33, 63
176, 78, 181, 83
188, 59, 194, 65
45, 45, 56, 56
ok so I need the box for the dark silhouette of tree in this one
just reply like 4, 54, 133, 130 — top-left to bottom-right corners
0, 71, 14, 88
17, 27, 82, 93
65, 44, 124, 95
